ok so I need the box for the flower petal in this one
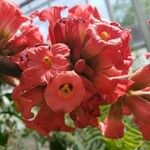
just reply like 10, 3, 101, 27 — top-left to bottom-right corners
134, 117, 150, 140
130, 64, 150, 90
32, 6, 66, 28
44, 71, 85, 112
125, 96, 150, 124
24, 103, 73, 135
51, 43, 70, 57
69, 5, 101, 21
99, 117, 124, 139
0, 0, 28, 38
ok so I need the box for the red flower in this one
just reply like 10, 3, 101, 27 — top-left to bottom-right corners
70, 93, 102, 128
129, 64, 150, 90
12, 85, 44, 119
24, 103, 74, 135
134, 117, 150, 140
78, 22, 132, 104
51, 18, 87, 63
32, 6, 67, 29
0, 0, 28, 39
44, 71, 85, 112
31, 6, 67, 44
125, 96, 150, 124
8, 24, 44, 55
18, 43, 70, 89
68, 5, 101, 22
99, 101, 124, 138
100, 64, 150, 139
100, 117, 124, 139
83, 22, 131, 59
124, 64, 150, 139
12, 84, 73, 135
11, 3, 146, 138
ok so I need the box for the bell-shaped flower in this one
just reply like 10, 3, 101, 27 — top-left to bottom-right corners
125, 96, 150, 124
8, 24, 44, 55
68, 5, 101, 22
82, 22, 131, 59
134, 117, 150, 140
18, 43, 70, 89
0, 0, 28, 39
24, 103, 74, 135
99, 102, 124, 138
100, 117, 124, 139
44, 71, 85, 112
12, 85, 45, 119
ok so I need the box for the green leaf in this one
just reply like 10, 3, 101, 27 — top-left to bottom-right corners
0, 132, 8, 146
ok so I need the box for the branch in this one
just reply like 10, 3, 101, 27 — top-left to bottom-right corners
0, 74, 19, 86
0, 55, 21, 77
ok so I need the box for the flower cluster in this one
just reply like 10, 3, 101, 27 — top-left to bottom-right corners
2, 1, 150, 139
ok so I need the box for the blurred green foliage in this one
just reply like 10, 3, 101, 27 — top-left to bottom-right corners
112, 0, 150, 26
